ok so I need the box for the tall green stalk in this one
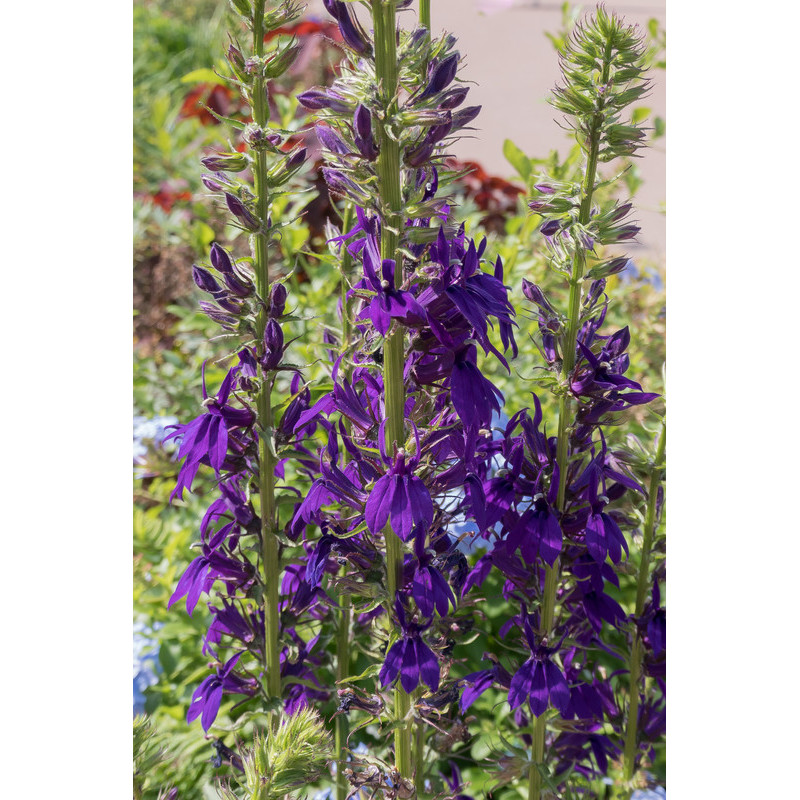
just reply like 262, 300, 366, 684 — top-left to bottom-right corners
371, 0, 413, 783
335, 202, 355, 800
622, 421, 665, 781
419, 0, 430, 31
528, 40, 611, 800
252, 0, 282, 706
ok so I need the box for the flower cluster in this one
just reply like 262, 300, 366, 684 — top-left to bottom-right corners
450, 9, 666, 792
163, 3, 666, 799
165, 0, 336, 735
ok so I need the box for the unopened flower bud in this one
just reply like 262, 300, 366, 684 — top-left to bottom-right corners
451, 105, 481, 129
244, 125, 281, 149
192, 266, 223, 295
226, 44, 248, 81
268, 283, 288, 317
353, 104, 379, 161
201, 172, 236, 192
210, 242, 234, 274
438, 86, 470, 109
540, 219, 561, 237
297, 88, 352, 114
264, 44, 301, 79
420, 52, 459, 100
200, 301, 237, 328
322, 168, 369, 204
316, 124, 350, 155
223, 269, 253, 298
201, 152, 248, 172
323, 0, 372, 56
225, 193, 261, 231
262, 319, 284, 371
584, 278, 607, 307
585, 256, 629, 281
521, 279, 556, 315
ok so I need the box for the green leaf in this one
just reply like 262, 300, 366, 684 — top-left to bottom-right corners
653, 116, 666, 138
503, 139, 532, 182
336, 663, 381, 685
180, 68, 223, 85
632, 106, 651, 123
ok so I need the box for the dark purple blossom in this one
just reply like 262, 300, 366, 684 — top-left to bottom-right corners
378, 599, 440, 694
365, 443, 433, 542
507, 613, 571, 718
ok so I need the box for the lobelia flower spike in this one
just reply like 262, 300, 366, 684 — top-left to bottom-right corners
296, 1, 519, 794
429, 7, 661, 798
165, 0, 344, 752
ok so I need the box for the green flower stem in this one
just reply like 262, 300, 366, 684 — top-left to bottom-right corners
413, 686, 426, 795
622, 421, 666, 781
252, 1, 282, 706
336, 201, 355, 800
529, 50, 609, 800
419, 0, 430, 31
371, 0, 413, 783
340, 203, 355, 351
335, 588, 352, 800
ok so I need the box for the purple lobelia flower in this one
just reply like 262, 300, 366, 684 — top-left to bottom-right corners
186, 653, 257, 732
506, 490, 563, 568
355, 233, 427, 335
507, 612, 571, 718
379, 597, 440, 694
165, 364, 253, 501
365, 431, 434, 543
410, 526, 457, 618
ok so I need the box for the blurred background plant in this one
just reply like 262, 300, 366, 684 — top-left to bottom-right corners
133, 1, 665, 796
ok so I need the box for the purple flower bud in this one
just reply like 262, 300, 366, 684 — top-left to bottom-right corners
268, 283, 288, 318
193, 266, 223, 295
534, 183, 557, 195
584, 278, 607, 307
244, 125, 282, 148
322, 168, 369, 203
225, 193, 261, 231
607, 202, 633, 223
323, 0, 372, 56
286, 147, 307, 171
438, 86, 470, 109
297, 88, 352, 114
210, 243, 234, 274
201, 152, 248, 172
238, 347, 258, 377
199, 301, 237, 328
451, 105, 481, 129
609, 223, 640, 242
404, 140, 436, 168
262, 319, 284, 371
223, 270, 253, 298
586, 256, 629, 280
353, 104, 379, 161
201, 172, 235, 192
420, 53, 459, 100
540, 219, 561, 237
521, 279, 556, 316
315, 124, 350, 155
